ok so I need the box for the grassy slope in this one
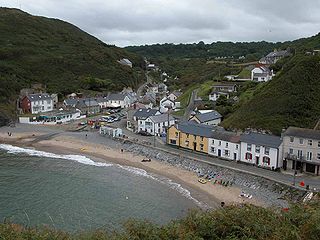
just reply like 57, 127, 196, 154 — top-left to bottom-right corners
0, 8, 145, 100
222, 54, 320, 135
1, 202, 320, 239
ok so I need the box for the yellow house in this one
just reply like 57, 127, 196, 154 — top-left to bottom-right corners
167, 122, 215, 154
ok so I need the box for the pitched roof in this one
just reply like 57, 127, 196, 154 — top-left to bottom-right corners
133, 108, 159, 119
171, 91, 182, 97
211, 130, 240, 143
240, 132, 282, 148
107, 93, 127, 101
64, 98, 78, 106
27, 93, 52, 102
176, 122, 215, 138
283, 127, 320, 140
194, 110, 222, 123
149, 114, 174, 123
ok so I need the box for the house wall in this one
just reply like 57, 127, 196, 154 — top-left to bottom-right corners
282, 136, 320, 175
240, 142, 280, 169
208, 138, 240, 161
30, 99, 53, 114
167, 93, 178, 102
138, 118, 175, 135
21, 97, 31, 113
190, 116, 221, 126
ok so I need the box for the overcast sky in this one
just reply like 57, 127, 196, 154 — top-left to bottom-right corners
2, 0, 320, 47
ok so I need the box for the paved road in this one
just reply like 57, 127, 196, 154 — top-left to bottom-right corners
136, 72, 152, 98
183, 89, 198, 121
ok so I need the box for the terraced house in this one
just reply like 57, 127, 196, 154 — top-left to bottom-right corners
167, 122, 214, 154
282, 127, 320, 175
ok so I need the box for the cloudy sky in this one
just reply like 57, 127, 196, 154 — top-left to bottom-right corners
2, 0, 320, 47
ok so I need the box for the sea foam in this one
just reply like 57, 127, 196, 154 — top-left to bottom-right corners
0, 144, 207, 208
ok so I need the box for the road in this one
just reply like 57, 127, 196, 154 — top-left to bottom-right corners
136, 72, 153, 98
183, 89, 198, 121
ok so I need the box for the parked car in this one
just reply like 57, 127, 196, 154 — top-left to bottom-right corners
138, 131, 152, 136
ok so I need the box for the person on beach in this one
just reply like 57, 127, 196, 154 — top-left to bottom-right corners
121, 149, 124, 153
85, 134, 88, 139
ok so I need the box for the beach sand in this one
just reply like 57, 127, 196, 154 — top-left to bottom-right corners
0, 130, 264, 209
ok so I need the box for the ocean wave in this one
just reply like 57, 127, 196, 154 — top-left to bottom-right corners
0, 144, 206, 208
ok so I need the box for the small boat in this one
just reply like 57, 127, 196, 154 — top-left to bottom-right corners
198, 178, 207, 184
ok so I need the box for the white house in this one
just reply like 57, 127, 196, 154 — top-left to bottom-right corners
100, 126, 123, 138
209, 91, 230, 101
167, 91, 182, 102
21, 93, 54, 114
138, 114, 175, 136
189, 110, 222, 126
106, 93, 131, 108
159, 97, 181, 112
240, 132, 283, 170
208, 131, 241, 161
251, 66, 273, 82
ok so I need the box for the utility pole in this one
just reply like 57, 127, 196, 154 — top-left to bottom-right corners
293, 158, 297, 186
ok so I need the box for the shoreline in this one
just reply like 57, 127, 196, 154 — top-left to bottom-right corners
0, 132, 263, 209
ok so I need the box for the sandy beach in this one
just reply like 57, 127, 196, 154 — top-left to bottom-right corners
0, 128, 264, 209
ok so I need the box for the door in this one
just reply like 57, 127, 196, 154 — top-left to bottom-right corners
218, 149, 221, 157
193, 142, 197, 151
255, 156, 259, 165
233, 153, 237, 160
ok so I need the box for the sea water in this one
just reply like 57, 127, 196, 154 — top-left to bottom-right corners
0, 144, 199, 232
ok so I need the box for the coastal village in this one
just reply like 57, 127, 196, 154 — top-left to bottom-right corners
14, 49, 320, 181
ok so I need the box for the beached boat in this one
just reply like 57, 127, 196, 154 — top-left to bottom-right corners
198, 178, 207, 184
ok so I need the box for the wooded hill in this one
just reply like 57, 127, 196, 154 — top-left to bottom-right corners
0, 8, 145, 124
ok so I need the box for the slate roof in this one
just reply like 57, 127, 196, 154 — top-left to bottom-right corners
27, 93, 52, 102
176, 122, 215, 138
211, 130, 240, 143
283, 127, 320, 140
194, 110, 222, 123
149, 114, 174, 123
266, 50, 290, 58
171, 91, 182, 97
240, 132, 282, 148
64, 98, 78, 106
107, 93, 127, 101
133, 108, 159, 119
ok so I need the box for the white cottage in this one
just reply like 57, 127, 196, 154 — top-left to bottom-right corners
138, 114, 175, 136
240, 132, 282, 170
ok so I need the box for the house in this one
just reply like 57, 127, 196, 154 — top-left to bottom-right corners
167, 91, 182, 102
159, 97, 181, 112
282, 127, 320, 175
106, 93, 131, 108
21, 93, 54, 114
75, 98, 100, 115
259, 50, 290, 65
129, 108, 161, 133
96, 97, 108, 109
167, 122, 215, 154
209, 91, 230, 101
118, 58, 132, 68
189, 110, 222, 126
63, 98, 78, 108
158, 83, 168, 93
251, 65, 273, 82
100, 126, 123, 138
51, 94, 58, 108
212, 83, 238, 93
240, 132, 282, 170
208, 131, 241, 161
138, 114, 175, 136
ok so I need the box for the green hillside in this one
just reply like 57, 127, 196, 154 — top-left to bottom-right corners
222, 54, 320, 135
0, 8, 145, 123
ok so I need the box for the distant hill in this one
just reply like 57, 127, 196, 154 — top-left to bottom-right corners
0, 8, 146, 123
222, 53, 320, 135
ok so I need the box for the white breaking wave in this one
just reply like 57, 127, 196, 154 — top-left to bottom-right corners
0, 144, 206, 208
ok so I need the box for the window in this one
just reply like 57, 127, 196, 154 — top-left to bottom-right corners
264, 147, 270, 155
290, 137, 294, 143
170, 139, 177, 144
218, 141, 221, 146
247, 144, 252, 151
318, 141, 320, 148
263, 156, 270, 165
308, 140, 313, 146
307, 152, 312, 161
212, 140, 214, 145
224, 150, 230, 156
200, 144, 204, 151
175, 132, 178, 138
200, 136, 204, 141
289, 148, 293, 154
140, 121, 143, 124
185, 140, 189, 147
236, 144, 239, 150
245, 152, 252, 160
194, 136, 197, 140
298, 150, 303, 159
317, 153, 320, 160
211, 147, 216, 153
299, 138, 304, 145
255, 145, 260, 153
226, 142, 229, 148
186, 134, 189, 138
